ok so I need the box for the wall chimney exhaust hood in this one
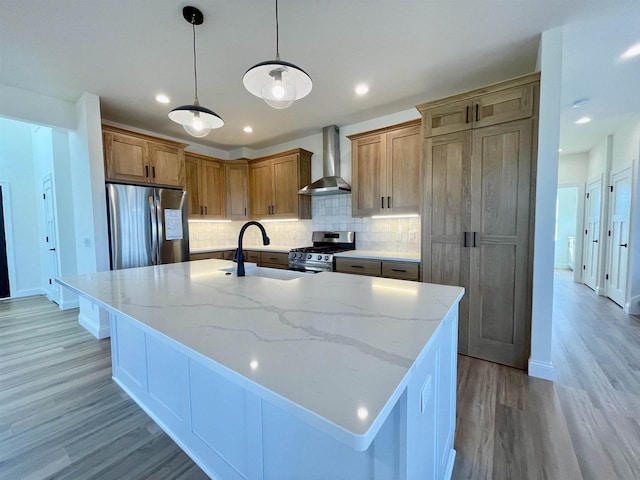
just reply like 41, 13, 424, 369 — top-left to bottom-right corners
298, 125, 351, 196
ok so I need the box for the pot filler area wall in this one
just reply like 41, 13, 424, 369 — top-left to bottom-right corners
189, 195, 421, 252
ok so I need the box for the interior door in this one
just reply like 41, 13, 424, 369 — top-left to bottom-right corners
583, 178, 602, 291
422, 131, 472, 354
0, 186, 10, 298
468, 119, 532, 369
606, 166, 632, 307
42, 175, 60, 303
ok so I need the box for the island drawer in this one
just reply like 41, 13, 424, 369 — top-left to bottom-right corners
335, 258, 381, 277
382, 261, 420, 281
260, 252, 289, 269
245, 251, 261, 264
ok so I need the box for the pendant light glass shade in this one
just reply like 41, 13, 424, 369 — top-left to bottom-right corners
169, 6, 223, 137
243, 1, 312, 109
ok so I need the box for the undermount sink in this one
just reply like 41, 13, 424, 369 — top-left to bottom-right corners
219, 266, 311, 281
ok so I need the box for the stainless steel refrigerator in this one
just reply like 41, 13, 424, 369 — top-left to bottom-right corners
106, 183, 189, 270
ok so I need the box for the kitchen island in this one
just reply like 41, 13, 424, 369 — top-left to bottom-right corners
58, 259, 464, 480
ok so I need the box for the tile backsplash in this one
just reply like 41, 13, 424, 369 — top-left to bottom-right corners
189, 195, 420, 252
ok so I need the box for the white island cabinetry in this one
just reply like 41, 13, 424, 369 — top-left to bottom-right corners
58, 260, 463, 480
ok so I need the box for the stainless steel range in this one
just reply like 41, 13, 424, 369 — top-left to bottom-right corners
288, 231, 356, 272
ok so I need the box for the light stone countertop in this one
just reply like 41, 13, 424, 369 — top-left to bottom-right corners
334, 250, 421, 263
58, 260, 462, 448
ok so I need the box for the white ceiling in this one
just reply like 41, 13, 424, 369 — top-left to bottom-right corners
0, 1, 637, 151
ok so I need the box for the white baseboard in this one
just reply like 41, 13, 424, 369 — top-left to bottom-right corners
444, 449, 456, 480
59, 299, 79, 310
13, 288, 46, 298
78, 313, 111, 339
596, 286, 605, 296
624, 295, 640, 315
528, 358, 555, 381
553, 263, 570, 270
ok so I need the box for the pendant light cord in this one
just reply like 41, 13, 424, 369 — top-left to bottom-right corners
275, 0, 280, 61
192, 20, 199, 105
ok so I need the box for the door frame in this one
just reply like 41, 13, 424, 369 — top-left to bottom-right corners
604, 164, 632, 307
0, 182, 17, 298
558, 182, 585, 283
42, 173, 61, 304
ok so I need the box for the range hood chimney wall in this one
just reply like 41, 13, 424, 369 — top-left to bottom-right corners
298, 125, 351, 195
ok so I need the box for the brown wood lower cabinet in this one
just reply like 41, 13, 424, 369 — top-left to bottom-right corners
335, 258, 420, 281
190, 252, 224, 261
260, 252, 289, 270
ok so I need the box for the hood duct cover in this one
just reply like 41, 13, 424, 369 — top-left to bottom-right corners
298, 125, 351, 195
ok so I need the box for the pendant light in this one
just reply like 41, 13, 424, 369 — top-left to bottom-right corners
243, 0, 312, 109
169, 6, 223, 137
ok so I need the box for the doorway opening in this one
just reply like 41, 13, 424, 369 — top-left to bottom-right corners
0, 186, 10, 298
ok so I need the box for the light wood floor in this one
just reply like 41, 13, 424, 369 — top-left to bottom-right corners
1, 270, 639, 479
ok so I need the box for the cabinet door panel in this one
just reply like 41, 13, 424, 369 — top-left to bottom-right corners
149, 143, 184, 187
272, 154, 298, 218
249, 161, 273, 219
423, 132, 471, 354
185, 157, 201, 217
423, 100, 473, 137
473, 84, 533, 129
469, 120, 532, 369
352, 135, 386, 216
201, 160, 225, 218
104, 133, 149, 183
226, 163, 249, 220
387, 125, 421, 214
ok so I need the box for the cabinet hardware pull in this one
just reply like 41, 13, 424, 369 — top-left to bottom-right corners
473, 232, 477, 247
465, 106, 470, 123
388, 196, 391, 208
475, 104, 479, 122
244, 207, 247, 216
267, 206, 270, 214
593, 239, 598, 243
391, 269, 406, 272
152, 166, 156, 178
463, 231, 468, 247
351, 265, 364, 268
381, 196, 384, 208
619, 243, 628, 248
204, 206, 207, 215
200, 206, 203, 215
145, 165, 149, 177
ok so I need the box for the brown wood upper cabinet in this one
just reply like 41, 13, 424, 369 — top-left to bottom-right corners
248, 149, 312, 220
419, 80, 535, 137
225, 161, 249, 220
348, 121, 421, 217
103, 125, 186, 187
185, 153, 226, 219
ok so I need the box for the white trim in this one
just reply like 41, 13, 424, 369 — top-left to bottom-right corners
554, 263, 571, 269
59, 298, 79, 310
596, 286, 606, 296
443, 449, 456, 480
13, 288, 46, 298
0, 181, 18, 297
624, 295, 640, 315
78, 312, 111, 339
528, 358, 555, 381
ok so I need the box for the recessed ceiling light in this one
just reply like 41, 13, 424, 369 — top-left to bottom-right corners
355, 83, 369, 95
155, 94, 170, 104
575, 117, 592, 125
243, 126, 253, 133
558, 148, 563, 152
621, 42, 640, 60
572, 98, 590, 108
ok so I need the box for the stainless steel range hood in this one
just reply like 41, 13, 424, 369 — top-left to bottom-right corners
298, 125, 351, 195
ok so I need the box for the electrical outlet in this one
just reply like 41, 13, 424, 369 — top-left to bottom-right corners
83, 236, 91, 247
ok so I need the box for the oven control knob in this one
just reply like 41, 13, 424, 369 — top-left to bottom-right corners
324, 255, 329, 261
317, 255, 322, 260
297, 253, 302, 259
307, 254, 312, 259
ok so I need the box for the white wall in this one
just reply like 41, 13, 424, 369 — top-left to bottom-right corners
0, 118, 43, 297
558, 153, 588, 184
587, 136, 609, 182
529, 27, 563, 381
0, 83, 76, 131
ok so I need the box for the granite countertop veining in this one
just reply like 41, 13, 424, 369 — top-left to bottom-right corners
58, 260, 461, 448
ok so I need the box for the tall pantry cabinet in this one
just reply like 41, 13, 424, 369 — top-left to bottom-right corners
417, 73, 539, 369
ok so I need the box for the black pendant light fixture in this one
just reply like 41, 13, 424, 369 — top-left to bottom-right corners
243, 0, 312, 109
169, 6, 223, 137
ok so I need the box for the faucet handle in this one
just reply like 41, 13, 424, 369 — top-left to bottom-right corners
233, 248, 239, 262
264, 236, 271, 246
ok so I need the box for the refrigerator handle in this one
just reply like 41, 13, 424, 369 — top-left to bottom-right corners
155, 195, 163, 265
148, 195, 158, 265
